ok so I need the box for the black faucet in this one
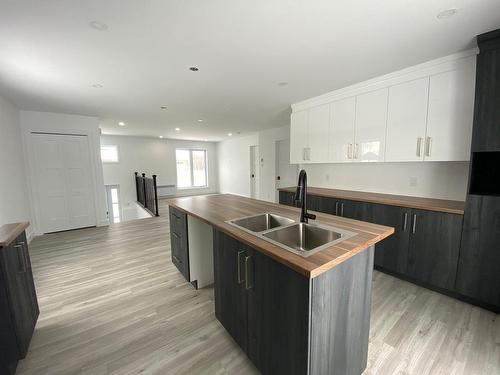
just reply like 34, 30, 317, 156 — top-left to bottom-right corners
295, 169, 316, 223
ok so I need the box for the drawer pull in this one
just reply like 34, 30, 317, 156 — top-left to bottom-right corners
237, 251, 245, 284
403, 212, 408, 231
245, 256, 254, 290
412, 214, 417, 234
13, 244, 27, 272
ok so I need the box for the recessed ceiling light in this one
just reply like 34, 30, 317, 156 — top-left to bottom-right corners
227, 133, 232, 136
189, 67, 199, 71
91, 83, 103, 88
159, 135, 164, 138
118, 121, 125, 126
437, 8, 458, 19
278, 82, 288, 86
89, 21, 108, 31
160, 106, 167, 110
175, 127, 180, 131
197, 119, 203, 122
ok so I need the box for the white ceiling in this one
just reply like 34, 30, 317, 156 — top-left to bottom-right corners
0, 0, 499, 141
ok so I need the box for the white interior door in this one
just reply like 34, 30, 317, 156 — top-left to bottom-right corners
275, 139, 298, 201
250, 145, 260, 199
32, 133, 96, 233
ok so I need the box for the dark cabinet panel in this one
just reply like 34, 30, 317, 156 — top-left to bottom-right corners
247, 248, 309, 375
456, 195, 500, 309
169, 207, 190, 281
278, 191, 295, 206
0, 232, 39, 361
339, 199, 372, 221
407, 209, 463, 291
213, 230, 248, 352
0, 269, 20, 375
371, 204, 410, 274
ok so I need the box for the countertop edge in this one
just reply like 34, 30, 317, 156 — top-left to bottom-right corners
278, 187, 465, 215
0, 222, 30, 248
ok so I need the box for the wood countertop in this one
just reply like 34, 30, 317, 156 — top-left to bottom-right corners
167, 194, 393, 278
0, 222, 29, 248
278, 187, 465, 215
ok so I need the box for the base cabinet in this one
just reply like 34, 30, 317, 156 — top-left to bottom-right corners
169, 207, 190, 281
213, 229, 374, 375
0, 230, 39, 374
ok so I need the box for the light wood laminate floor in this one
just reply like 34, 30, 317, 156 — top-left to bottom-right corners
17, 201, 500, 375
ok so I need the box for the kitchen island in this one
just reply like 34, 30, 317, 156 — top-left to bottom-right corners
168, 194, 393, 375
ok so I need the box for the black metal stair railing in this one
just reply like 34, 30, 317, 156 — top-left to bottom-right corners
134, 172, 159, 217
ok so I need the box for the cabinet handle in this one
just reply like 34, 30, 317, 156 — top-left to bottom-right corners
14, 244, 27, 272
341, 203, 345, 217
354, 143, 359, 159
307, 148, 311, 160
416, 137, 423, 157
237, 250, 245, 284
403, 212, 408, 231
412, 214, 417, 234
347, 143, 353, 159
245, 256, 254, 290
172, 254, 182, 264
335, 202, 339, 216
425, 136, 432, 157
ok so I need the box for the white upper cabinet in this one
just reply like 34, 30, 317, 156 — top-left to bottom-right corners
329, 97, 356, 162
425, 59, 476, 161
289, 50, 477, 164
354, 88, 388, 162
290, 110, 308, 163
308, 103, 330, 162
386, 77, 430, 162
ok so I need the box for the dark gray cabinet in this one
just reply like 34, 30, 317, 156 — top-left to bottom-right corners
278, 190, 295, 206
213, 229, 374, 375
169, 206, 190, 281
0, 230, 39, 374
371, 204, 410, 274
456, 195, 500, 310
406, 209, 463, 291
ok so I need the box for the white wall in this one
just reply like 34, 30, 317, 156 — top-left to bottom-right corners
217, 133, 259, 196
0, 96, 33, 236
20, 111, 108, 234
301, 162, 469, 201
258, 125, 290, 202
100, 135, 218, 210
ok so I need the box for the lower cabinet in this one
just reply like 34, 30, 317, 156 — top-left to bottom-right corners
278, 190, 295, 206
213, 229, 374, 375
0, 230, 39, 374
169, 207, 190, 281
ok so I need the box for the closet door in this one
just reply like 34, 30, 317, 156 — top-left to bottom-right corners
32, 133, 96, 233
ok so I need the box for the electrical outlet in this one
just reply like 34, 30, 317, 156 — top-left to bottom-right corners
409, 177, 418, 187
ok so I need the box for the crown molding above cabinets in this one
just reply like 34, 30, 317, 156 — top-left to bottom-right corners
290, 49, 478, 164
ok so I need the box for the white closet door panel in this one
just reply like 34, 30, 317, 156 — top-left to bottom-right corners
329, 97, 356, 162
62, 137, 96, 228
308, 103, 330, 162
386, 77, 429, 161
290, 110, 308, 163
355, 88, 388, 162
425, 59, 476, 161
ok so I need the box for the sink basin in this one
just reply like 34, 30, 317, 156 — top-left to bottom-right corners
262, 222, 355, 256
228, 213, 295, 233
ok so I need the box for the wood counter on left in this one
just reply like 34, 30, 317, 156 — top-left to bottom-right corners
0, 222, 29, 248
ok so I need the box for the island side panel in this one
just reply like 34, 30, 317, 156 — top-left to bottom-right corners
309, 246, 374, 375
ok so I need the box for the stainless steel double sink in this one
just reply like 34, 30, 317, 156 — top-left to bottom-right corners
226, 213, 355, 257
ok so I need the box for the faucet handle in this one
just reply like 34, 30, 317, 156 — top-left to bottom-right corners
305, 212, 316, 221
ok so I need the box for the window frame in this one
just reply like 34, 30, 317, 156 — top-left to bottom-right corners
175, 148, 209, 189
100, 144, 120, 163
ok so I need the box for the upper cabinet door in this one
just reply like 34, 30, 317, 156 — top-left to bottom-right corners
329, 97, 356, 162
307, 103, 330, 162
290, 110, 308, 164
354, 88, 388, 162
386, 78, 429, 162
425, 58, 476, 161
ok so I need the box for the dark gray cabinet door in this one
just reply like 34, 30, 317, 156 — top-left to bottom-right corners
407, 209, 463, 291
0, 237, 38, 358
371, 204, 410, 274
339, 199, 372, 221
278, 191, 295, 206
456, 195, 500, 309
169, 207, 190, 281
0, 269, 20, 375
246, 248, 310, 375
213, 230, 248, 352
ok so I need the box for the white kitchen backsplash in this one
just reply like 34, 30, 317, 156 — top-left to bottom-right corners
300, 161, 469, 201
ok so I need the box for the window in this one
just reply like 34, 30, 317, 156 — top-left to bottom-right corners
101, 145, 119, 163
176, 149, 208, 188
